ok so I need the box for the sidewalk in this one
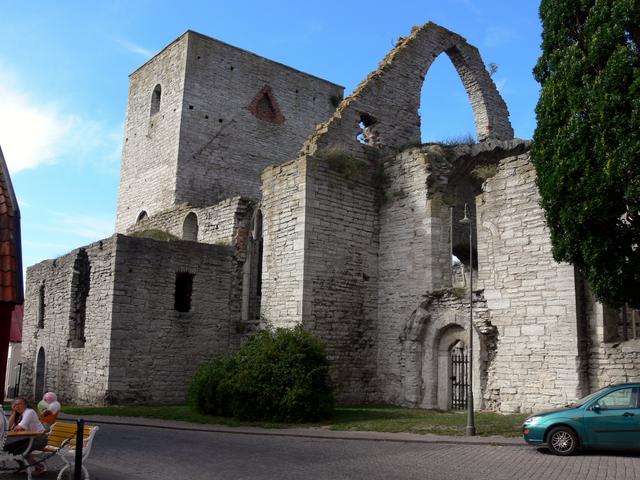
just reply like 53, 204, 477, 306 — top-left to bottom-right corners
57, 413, 526, 447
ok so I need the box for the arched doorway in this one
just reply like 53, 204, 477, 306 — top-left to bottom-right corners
35, 347, 46, 403
449, 340, 468, 410
434, 323, 466, 410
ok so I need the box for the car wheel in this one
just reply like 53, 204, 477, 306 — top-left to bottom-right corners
547, 426, 578, 456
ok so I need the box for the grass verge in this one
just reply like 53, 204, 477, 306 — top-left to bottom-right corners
60, 405, 527, 437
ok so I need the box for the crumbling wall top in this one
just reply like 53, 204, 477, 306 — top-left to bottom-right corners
300, 22, 514, 160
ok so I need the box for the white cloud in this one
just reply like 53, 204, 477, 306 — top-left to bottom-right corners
114, 37, 152, 57
0, 71, 70, 172
45, 210, 114, 240
0, 63, 121, 174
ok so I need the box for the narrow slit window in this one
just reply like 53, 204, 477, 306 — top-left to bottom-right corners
37, 284, 45, 329
174, 272, 194, 312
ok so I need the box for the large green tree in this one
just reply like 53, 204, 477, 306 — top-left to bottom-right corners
532, 0, 640, 308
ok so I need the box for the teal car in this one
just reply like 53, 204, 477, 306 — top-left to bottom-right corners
522, 383, 640, 455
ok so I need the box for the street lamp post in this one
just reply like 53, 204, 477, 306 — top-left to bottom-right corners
459, 203, 476, 436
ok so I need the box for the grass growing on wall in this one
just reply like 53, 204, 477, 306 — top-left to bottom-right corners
129, 229, 179, 242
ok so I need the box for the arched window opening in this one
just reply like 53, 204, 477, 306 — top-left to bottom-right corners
150, 84, 162, 116
137, 211, 148, 223
182, 212, 199, 241
419, 54, 477, 145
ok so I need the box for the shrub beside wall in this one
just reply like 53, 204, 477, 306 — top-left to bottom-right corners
189, 326, 334, 422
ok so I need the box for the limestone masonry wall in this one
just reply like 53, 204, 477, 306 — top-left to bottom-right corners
579, 278, 640, 390
175, 32, 343, 209
376, 147, 452, 404
301, 154, 379, 402
127, 197, 254, 245
300, 22, 513, 164
477, 152, 581, 413
21, 237, 117, 404
261, 159, 309, 327
116, 31, 342, 233
27, 22, 640, 413
116, 35, 188, 232
106, 234, 234, 404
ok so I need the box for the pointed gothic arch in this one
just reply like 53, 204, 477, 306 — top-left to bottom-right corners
301, 22, 513, 158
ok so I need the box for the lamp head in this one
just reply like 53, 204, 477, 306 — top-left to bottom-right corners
459, 203, 471, 224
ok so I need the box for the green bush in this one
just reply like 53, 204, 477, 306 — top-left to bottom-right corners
189, 326, 334, 422
188, 355, 237, 416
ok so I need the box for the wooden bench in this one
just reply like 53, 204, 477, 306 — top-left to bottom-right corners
33, 421, 99, 480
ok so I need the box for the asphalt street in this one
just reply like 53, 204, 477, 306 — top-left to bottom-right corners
3, 422, 640, 480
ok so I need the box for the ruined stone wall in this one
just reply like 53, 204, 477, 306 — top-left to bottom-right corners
260, 159, 308, 327
301, 154, 379, 402
397, 290, 495, 410
477, 152, 582, 413
589, 339, 640, 389
376, 147, 453, 403
106, 234, 234, 404
126, 197, 254, 246
21, 238, 117, 404
116, 35, 188, 232
300, 22, 513, 165
116, 31, 342, 233
261, 153, 380, 401
174, 32, 343, 208
578, 278, 640, 390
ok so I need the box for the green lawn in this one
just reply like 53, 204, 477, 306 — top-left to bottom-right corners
60, 405, 527, 437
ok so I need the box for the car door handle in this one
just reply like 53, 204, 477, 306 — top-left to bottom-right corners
623, 412, 635, 417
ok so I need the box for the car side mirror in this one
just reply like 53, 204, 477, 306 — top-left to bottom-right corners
591, 403, 601, 412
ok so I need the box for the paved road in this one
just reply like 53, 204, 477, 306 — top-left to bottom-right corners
3, 423, 640, 479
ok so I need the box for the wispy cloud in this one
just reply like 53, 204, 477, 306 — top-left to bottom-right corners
0, 68, 70, 172
494, 77, 512, 96
45, 210, 114, 240
483, 26, 518, 49
113, 37, 153, 57
0, 62, 121, 174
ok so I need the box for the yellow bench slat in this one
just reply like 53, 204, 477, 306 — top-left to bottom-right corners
46, 422, 95, 449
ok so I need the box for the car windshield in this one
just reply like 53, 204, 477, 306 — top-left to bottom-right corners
567, 386, 610, 408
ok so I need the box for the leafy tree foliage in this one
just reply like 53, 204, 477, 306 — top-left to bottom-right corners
532, 0, 640, 308
189, 326, 334, 422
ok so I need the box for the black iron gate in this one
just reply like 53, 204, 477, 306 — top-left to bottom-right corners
450, 351, 468, 409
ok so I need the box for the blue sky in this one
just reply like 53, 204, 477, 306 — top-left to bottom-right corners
0, 0, 542, 272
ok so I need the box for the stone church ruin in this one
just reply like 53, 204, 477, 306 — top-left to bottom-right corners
20, 23, 640, 413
